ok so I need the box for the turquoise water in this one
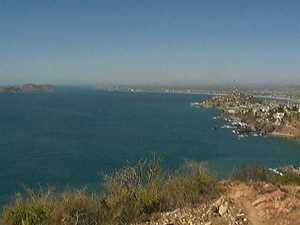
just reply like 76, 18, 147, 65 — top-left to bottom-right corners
0, 89, 300, 204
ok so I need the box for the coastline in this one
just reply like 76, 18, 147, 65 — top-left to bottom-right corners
194, 90, 300, 140
271, 131, 295, 138
96, 87, 300, 104
271, 128, 300, 140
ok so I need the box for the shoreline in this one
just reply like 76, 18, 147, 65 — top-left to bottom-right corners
194, 90, 300, 140
96, 88, 300, 103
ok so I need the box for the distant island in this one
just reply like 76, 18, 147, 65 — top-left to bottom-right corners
0, 84, 54, 93
193, 89, 300, 139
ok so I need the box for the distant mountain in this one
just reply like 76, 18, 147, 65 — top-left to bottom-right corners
0, 84, 54, 93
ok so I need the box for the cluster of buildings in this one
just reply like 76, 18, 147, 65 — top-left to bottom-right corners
199, 90, 300, 136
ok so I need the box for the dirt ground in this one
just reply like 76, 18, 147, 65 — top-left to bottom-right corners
274, 120, 300, 138
137, 182, 300, 225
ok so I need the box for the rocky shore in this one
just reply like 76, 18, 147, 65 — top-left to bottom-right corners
192, 90, 300, 139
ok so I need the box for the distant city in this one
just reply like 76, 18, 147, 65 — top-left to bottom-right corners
96, 84, 300, 102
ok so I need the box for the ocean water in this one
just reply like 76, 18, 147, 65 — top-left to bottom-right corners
0, 88, 300, 204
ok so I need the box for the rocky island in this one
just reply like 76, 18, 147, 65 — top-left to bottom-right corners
0, 84, 54, 93
194, 90, 300, 139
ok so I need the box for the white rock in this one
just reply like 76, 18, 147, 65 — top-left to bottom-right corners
218, 202, 229, 216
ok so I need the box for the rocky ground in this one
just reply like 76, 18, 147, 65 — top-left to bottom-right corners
273, 120, 300, 139
136, 182, 300, 225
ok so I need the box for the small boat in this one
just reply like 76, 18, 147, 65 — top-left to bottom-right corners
190, 102, 200, 107
221, 125, 234, 129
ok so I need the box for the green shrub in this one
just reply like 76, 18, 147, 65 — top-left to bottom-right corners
278, 173, 300, 186
232, 165, 300, 186
2, 201, 50, 225
103, 158, 166, 223
1, 158, 221, 225
50, 192, 104, 225
232, 165, 278, 183
162, 161, 219, 208
103, 159, 219, 223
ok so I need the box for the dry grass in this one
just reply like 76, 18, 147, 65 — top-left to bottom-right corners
232, 165, 300, 185
0, 158, 220, 225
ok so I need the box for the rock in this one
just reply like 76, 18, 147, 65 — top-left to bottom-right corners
252, 189, 285, 207
263, 183, 276, 193
218, 202, 229, 216
214, 197, 225, 207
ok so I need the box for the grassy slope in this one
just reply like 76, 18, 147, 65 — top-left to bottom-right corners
0, 159, 220, 225
1, 160, 299, 225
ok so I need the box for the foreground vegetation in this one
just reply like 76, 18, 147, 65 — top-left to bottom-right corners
232, 165, 300, 185
0, 159, 220, 225
1, 159, 300, 225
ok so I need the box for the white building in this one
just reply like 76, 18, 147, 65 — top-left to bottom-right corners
273, 112, 285, 121
228, 109, 236, 114
261, 106, 270, 113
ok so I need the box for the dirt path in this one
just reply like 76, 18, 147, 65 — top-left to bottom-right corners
227, 183, 266, 225
138, 182, 300, 225
227, 182, 300, 225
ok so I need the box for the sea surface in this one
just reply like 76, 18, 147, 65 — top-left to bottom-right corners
0, 88, 300, 205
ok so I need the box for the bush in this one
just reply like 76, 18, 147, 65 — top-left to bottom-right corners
1, 158, 220, 225
102, 158, 165, 223
50, 192, 109, 225
103, 159, 219, 224
278, 173, 300, 186
232, 165, 278, 183
1, 190, 52, 225
162, 161, 219, 208
2, 204, 50, 225
232, 165, 300, 186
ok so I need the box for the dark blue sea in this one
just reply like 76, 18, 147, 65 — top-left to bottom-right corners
1, 88, 300, 204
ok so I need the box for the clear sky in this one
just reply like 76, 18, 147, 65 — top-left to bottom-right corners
0, 0, 299, 85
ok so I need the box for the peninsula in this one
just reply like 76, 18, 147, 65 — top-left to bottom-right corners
194, 90, 300, 139
0, 84, 54, 93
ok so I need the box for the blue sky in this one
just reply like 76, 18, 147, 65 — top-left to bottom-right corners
0, 0, 299, 85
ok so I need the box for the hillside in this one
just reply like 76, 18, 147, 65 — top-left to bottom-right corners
1, 160, 299, 225
138, 182, 300, 225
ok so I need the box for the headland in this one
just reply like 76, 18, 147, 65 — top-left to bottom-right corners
193, 90, 300, 139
